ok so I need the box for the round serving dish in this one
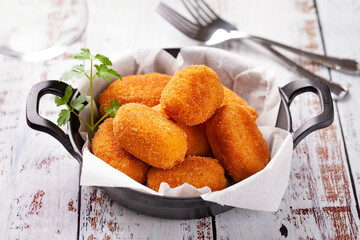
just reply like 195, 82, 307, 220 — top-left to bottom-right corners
26, 48, 334, 219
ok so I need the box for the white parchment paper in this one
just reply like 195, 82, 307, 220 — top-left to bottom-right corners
78, 46, 293, 211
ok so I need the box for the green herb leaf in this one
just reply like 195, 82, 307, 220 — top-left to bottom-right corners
63, 85, 73, 103
106, 69, 122, 80
95, 64, 121, 82
104, 99, 121, 117
70, 95, 86, 111
74, 48, 91, 60
56, 48, 122, 137
60, 70, 84, 80
55, 85, 73, 106
95, 64, 110, 82
60, 70, 77, 81
57, 109, 71, 126
55, 96, 64, 106
95, 54, 112, 66
71, 64, 85, 72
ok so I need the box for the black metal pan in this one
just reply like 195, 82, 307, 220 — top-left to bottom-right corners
26, 48, 334, 219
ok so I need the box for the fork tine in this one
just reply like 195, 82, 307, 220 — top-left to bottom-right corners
157, 3, 198, 30
194, 0, 218, 21
181, 0, 206, 25
181, 0, 213, 26
197, 0, 218, 19
157, 3, 198, 38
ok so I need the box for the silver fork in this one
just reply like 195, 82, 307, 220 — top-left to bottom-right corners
157, 0, 359, 75
156, 0, 352, 100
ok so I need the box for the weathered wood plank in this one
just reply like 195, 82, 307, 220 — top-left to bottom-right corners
79, 187, 213, 240
316, 0, 360, 214
0, 46, 82, 239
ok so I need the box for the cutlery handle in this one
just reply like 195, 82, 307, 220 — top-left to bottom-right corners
276, 78, 334, 148
26, 80, 82, 163
263, 44, 348, 101
250, 35, 360, 75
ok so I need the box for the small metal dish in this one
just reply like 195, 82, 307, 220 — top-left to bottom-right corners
26, 48, 334, 219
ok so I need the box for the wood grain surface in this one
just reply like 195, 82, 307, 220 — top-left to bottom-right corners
0, 52, 81, 238
317, 0, 360, 215
1, 0, 359, 239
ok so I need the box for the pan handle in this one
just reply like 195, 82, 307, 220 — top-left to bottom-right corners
276, 78, 334, 148
26, 80, 82, 163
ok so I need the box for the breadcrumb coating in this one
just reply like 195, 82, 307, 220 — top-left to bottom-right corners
221, 86, 258, 120
113, 103, 187, 169
91, 118, 149, 183
176, 122, 211, 157
147, 156, 227, 192
98, 72, 171, 116
160, 65, 224, 126
152, 104, 170, 119
206, 104, 270, 182
152, 104, 211, 156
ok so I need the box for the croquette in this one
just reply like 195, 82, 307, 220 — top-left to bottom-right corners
160, 65, 224, 126
98, 72, 171, 116
152, 104, 169, 119
152, 104, 211, 156
113, 103, 187, 169
147, 156, 227, 192
91, 118, 149, 183
221, 86, 258, 120
176, 122, 211, 156
206, 104, 270, 182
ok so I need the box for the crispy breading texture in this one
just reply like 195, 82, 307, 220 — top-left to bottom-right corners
152, 104, 169, 119
91, 118, 149, 183
152, 104, 211, 156
98, 72, 171, 116
221, 86, 258, 120
160, 65, 224, 126
113, 103, 187, 169
206, 104, 270, 182
147, 156, 227, 192
176, 122, 212, 157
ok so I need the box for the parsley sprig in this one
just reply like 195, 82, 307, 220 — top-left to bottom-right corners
56, 48, 122, 137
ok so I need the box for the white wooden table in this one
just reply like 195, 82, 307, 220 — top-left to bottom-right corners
1, 0, 360, 239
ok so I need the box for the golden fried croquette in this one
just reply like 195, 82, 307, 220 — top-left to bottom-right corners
160, 65, 224, 126
147, 156, 227, 192
91, 118, 149, 183
221, 86, 258, 120
152, 104, 169, 119
113, 103, 187, 169
98, 73, 171, 116
206, 104, 270, 182
176, 122, 211, 156
152, 104, 211, 156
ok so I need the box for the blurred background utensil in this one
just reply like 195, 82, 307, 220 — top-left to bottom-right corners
156, 0, 351, 100
157, 0, 360, 75
0, 0, 88, 62
263, 44, 348, 100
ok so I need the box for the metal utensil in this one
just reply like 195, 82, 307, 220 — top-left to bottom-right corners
156, 0, 351, 100
157, 0, 360, 75
263, 44, 348, 100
